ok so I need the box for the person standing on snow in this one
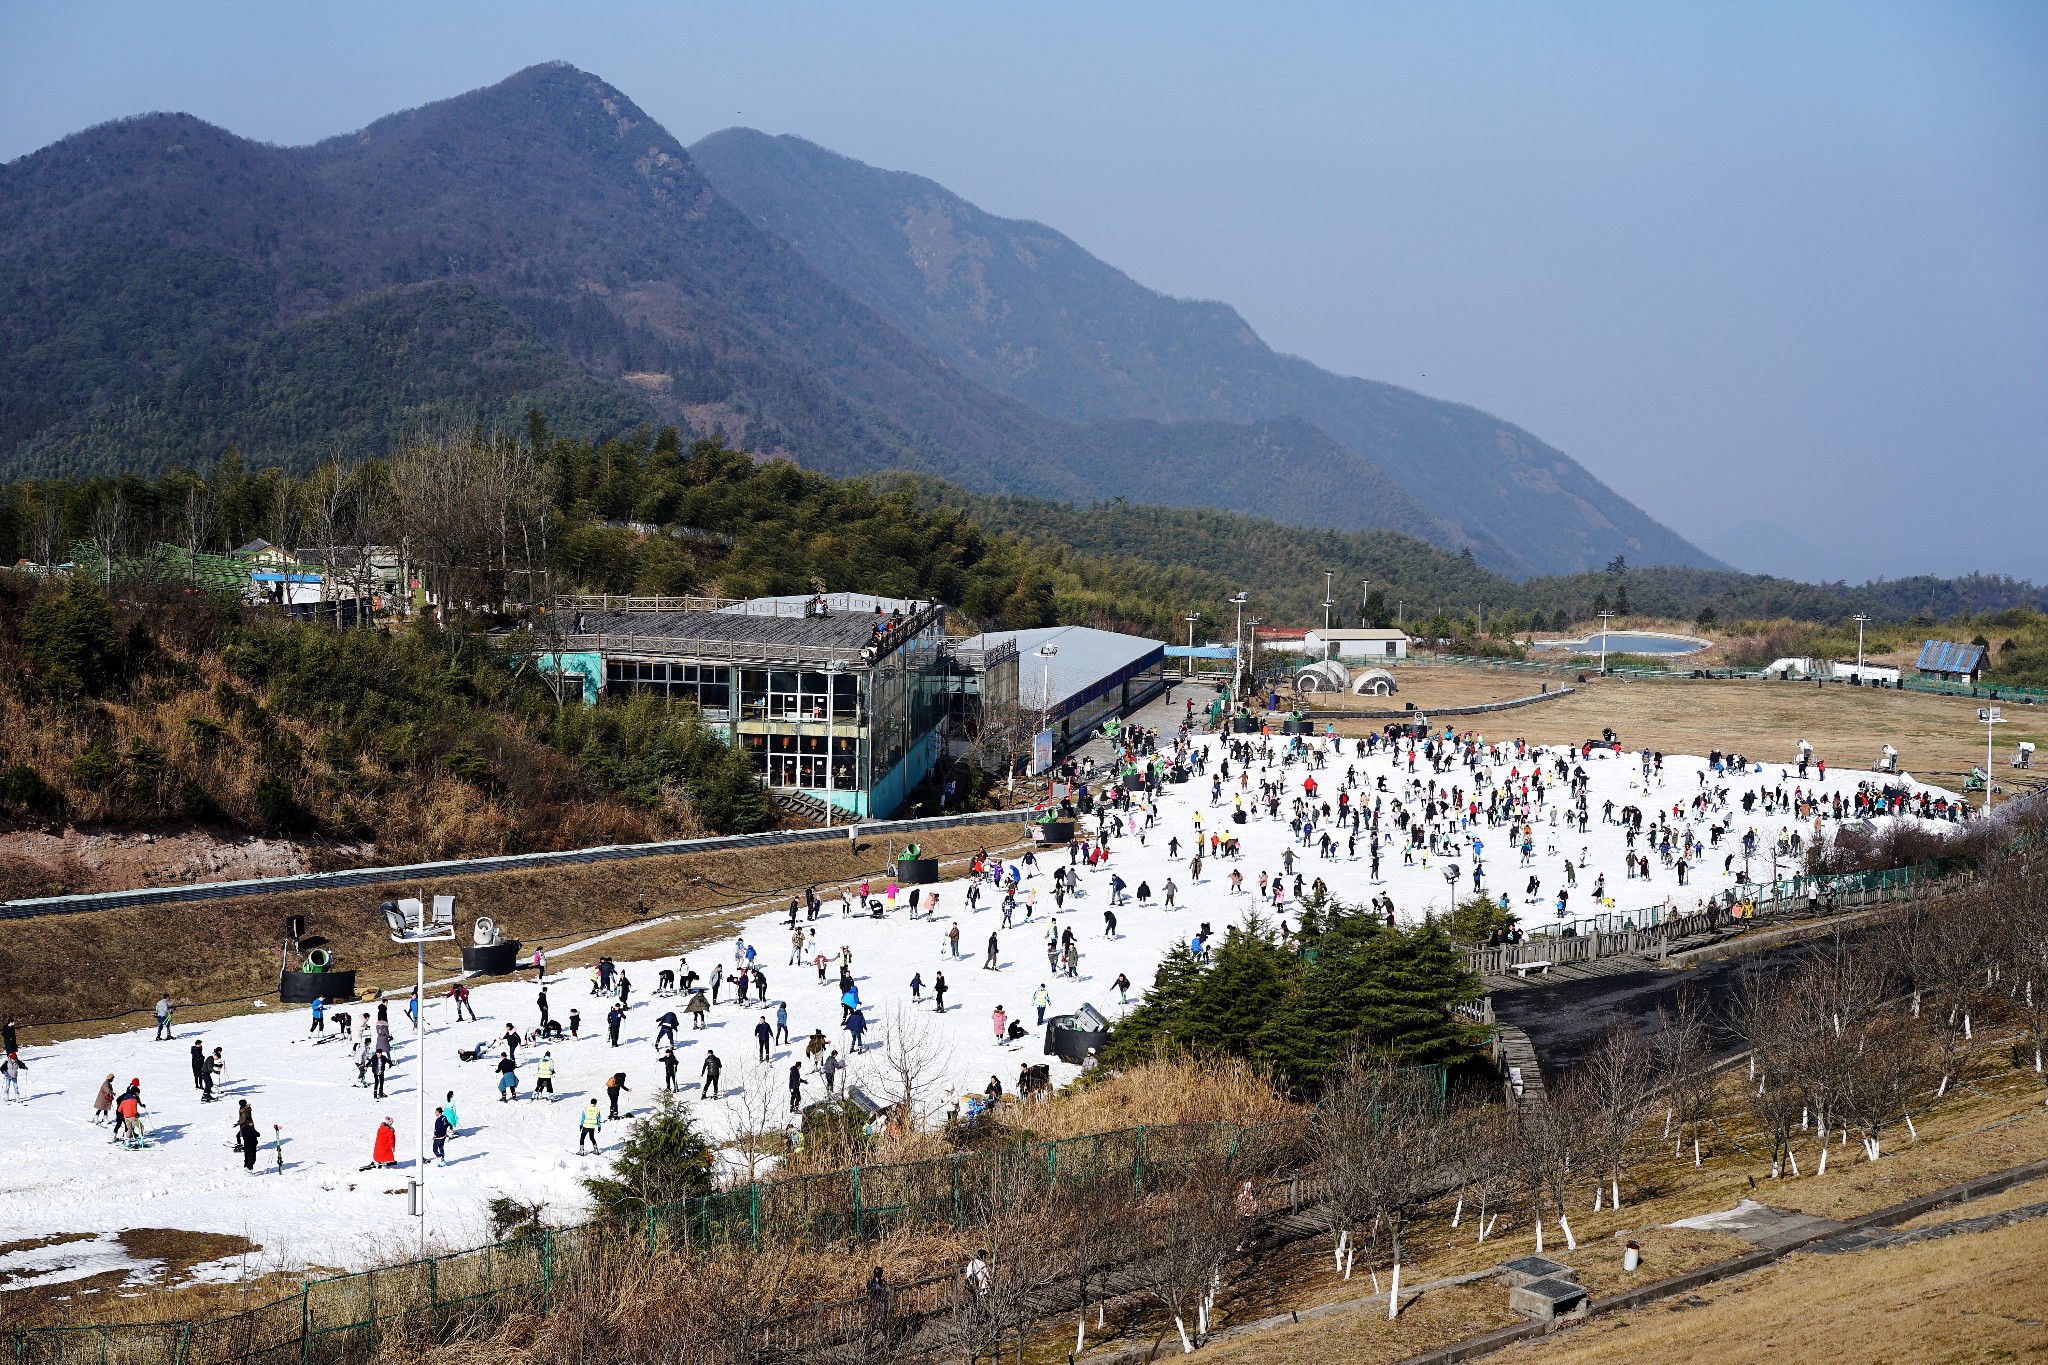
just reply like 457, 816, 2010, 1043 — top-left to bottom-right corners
155, 995, 172, 1040
577, 1100, 603, 1153
1032, 984, 1052, 1026
235, 1103, 260, 1172
115, 1080, 146, 1145
93, 1073, 116, 1125
700, 1049, 724, 1100
535, 1052, 557, 1100
496, 1052, 519, 1102
366, 1117, 397, 1169
432, 1108, 451, 1166
1, 1050, 24, 1102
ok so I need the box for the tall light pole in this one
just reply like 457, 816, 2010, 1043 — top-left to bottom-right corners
1246, 618, 1263, 701
1597, 610, 1616, 673
1361, 579, 1371, 628
1229, 591, 1249, 699
1979, 706, 2005, 812
381, 894, 455, 1252
1183, 612, 1200, 680
1322, 570, 1335, 661
1852, 614, 1871, 671
1036, 643, 1059, 772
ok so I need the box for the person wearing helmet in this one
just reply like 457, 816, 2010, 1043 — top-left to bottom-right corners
115, 1079, 145, 1146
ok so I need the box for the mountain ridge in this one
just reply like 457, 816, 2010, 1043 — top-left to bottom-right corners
4, 63, 1707, 577
691, 126, 1726, 577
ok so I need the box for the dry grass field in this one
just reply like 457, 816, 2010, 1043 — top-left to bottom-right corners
1314, 665, 2047, 785
1073, 1050, 2048, 1365
1492, 1215, 2048, 1364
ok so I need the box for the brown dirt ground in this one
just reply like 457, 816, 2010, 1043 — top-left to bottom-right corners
2, 820, 1034, 1043
1313, 665, 2047, 785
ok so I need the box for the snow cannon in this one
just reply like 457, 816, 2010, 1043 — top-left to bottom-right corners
1045, 1003, 1111, 1065
1875, 745, 1899, 775
2015, 742, 2035, 770
461, 914, 522, 975
894, 840, 940, 884
278, 917, 358, 1004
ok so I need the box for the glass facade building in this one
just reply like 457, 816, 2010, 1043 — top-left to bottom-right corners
566, 595, 949, 818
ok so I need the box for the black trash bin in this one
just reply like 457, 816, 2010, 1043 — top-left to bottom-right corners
896, 856, 941, 885
279, 968, 359, 1004
1033, 820, 1076, 844
1044, 1004, 1110, 1064
460, 939, 523, 974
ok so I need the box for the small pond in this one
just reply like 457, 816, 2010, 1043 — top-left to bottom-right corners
1535, 632, 1705, 656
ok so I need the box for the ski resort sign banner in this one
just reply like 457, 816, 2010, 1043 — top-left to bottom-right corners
1032, 728, 1055, 775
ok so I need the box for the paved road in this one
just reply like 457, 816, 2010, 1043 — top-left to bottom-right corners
1492, 924, 1883, 1074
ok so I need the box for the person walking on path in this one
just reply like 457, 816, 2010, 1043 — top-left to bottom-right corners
577, 1100, 603, 1153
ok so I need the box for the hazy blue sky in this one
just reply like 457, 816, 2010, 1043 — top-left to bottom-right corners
6, 2, 2045, 582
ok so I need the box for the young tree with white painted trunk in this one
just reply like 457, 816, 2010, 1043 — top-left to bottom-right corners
1578, 1025, 1654, 1212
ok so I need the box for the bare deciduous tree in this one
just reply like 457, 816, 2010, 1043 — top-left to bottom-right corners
1578, 1025, 1654, 1212
1313, 1056, 1451, 1317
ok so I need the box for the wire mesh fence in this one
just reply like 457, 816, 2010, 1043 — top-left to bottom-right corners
6, 1117, 1314, 1365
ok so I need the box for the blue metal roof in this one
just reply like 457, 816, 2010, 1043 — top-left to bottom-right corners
1916, 640, 1986, 675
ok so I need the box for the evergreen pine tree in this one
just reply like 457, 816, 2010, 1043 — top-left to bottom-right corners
582, 1090, 714, 1223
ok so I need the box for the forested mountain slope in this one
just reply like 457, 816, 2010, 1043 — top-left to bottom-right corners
0, 66, 1470, 554
693, 127, 1725, 576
